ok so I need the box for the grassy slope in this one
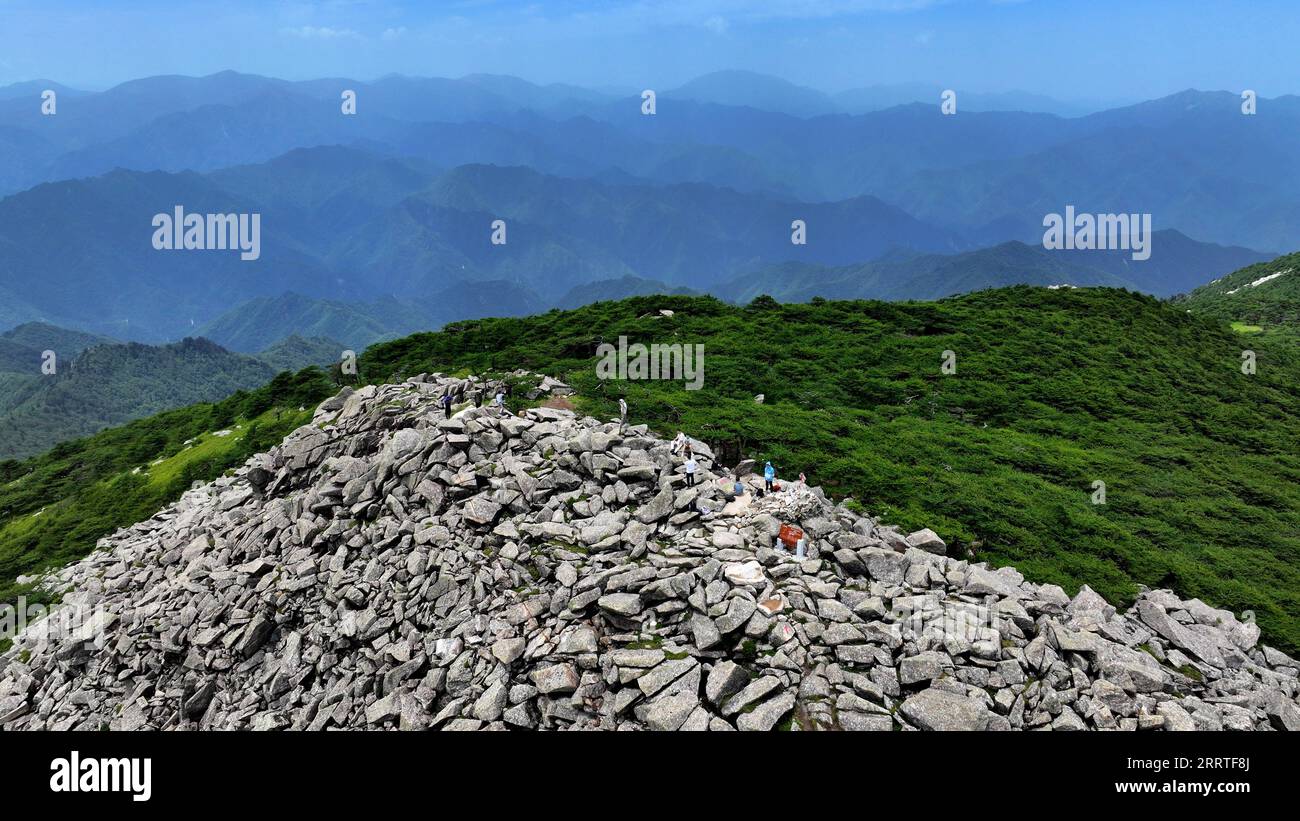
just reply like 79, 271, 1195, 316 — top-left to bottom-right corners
0, 334, 346, 463
0, 369, 335, 615
1177, 250, 1300, 342
1, 287, 1297, 653
0, 338, 282, 461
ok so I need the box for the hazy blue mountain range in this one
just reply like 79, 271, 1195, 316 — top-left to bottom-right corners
556, 276, 699, 310
666, 70, 841, 118
197, 282, 546, 353
664, 71, 1119, 118
0, 144, 1268, 346
0, 167, 334, 340
0, 80, 90, 102
206, 145, 443, 245
0, 71, 1298, 251
0, 328, 344, 461
202, 279, 697, 352
0, 70, 1292, 351
196, 234, 1271, 354
337, 163, 966, 299
889, 90, 1300, 251
0, 150, 966, 339
831, 83, 1122, 118
718, 233, 1272, 304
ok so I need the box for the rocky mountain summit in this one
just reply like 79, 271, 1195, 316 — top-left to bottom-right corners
2, 373, 1297, 731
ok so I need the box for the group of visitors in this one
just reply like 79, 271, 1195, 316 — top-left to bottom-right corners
619, 399, 805, 495
436, 379, 510, 419
670, 431, 698, 485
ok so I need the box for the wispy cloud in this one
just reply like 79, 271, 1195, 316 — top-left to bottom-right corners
281, 25, 362, 41
431, 0, 948, 35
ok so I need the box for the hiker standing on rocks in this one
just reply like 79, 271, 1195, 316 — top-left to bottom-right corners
495, 389, 507, 417
671, 431, 687, 454
764, 461, 775, 492
440, 392, 453, 418
684, 455, 698, 487
618, 397, 628, 429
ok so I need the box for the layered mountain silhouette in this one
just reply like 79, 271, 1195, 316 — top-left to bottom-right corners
0, 143, 1273, 344
721, 233, 1272, 304
0, 328, 343, 460
1, 71, 1298, 249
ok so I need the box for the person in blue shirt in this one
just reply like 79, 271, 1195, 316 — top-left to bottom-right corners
763, 461, 775, 492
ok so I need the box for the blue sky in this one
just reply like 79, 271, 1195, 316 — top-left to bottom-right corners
1, 0, 1296, 101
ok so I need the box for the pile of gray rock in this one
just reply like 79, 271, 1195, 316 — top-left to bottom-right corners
2, 374, 1297, 731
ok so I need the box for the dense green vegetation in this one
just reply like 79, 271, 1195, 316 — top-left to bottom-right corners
197, 292, 425, 353
0, 368, 334, 617
0, 334, 340, 461
2, 286, 1298, 655
363, 288, 1300, 652
1176, 251, 1300, 342
0, 322, 116, 372
252, 334, 347, 374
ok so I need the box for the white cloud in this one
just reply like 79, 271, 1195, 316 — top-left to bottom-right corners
601, 0, 947, 26
462, 0, 951, 42
281, 25, 362, 40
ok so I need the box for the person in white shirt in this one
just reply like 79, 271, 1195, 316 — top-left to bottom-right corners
684, 456, 698, 487
494, 390, 507, 417
671, 431, 687, 454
